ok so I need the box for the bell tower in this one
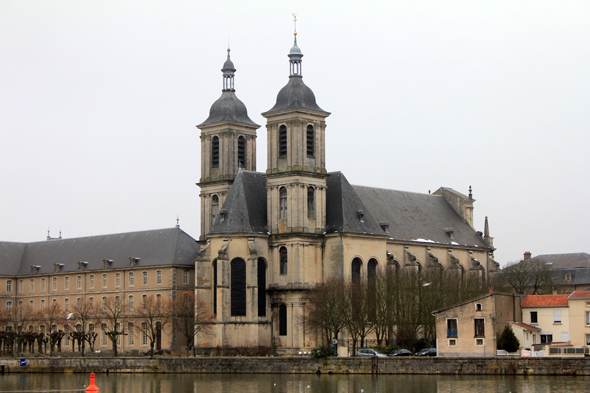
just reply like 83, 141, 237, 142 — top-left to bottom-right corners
262, 29, 330, 235
197, 49, 259, 238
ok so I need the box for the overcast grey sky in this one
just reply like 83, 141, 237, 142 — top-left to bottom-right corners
1, 1, 588, 265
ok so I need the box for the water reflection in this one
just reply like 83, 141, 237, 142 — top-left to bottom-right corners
1, 373, 589, 393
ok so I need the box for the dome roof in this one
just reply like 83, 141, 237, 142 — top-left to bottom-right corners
198, 91, 259, 127
264, 76, 327, 115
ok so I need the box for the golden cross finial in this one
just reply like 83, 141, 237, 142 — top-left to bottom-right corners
292, 13, 297, 35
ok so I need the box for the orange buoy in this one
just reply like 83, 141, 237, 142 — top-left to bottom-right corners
85, 373, 99, 391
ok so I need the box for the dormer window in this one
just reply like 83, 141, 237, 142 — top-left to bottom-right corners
103, 259, 113, 269
129, 257, 140, 267
54, 263, 64, 272
379, 222, 390, 233
30, 265, 40, 274
78, 261, 88, 270
565, 273, 572, 282
357, 210, 364, 223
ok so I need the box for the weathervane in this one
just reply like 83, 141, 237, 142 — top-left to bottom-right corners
293, 13, 297, 36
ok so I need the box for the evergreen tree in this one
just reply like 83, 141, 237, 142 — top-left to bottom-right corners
498, 324, 520, 352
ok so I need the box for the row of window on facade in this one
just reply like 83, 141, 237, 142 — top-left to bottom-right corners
5, 293, 163, 312
4, 270, 190, 294
210, 125, 316, 169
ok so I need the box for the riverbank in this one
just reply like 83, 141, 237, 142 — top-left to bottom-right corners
1, 356, 590, 376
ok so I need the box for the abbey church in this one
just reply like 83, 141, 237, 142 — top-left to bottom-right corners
194, 33, 499, 352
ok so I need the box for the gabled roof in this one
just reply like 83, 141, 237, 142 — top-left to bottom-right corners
521, 294, 569, 308
568, 290, 590, 300
210, 171, 267, 235
530, 253, 590, 269
0, 227, 199, 276
432, 292, 516, 314
325, 172, 385, 236
352, 185, 489, 247
511, 322, 541, 331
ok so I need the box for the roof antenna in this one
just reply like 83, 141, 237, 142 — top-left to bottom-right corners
47, 227, 51, 241
176, 215, 180, 228
59, 227, 62, 239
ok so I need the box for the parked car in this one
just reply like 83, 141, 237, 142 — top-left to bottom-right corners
415, 348, 437, 356
357, 349, 387, 358
387, 349, 413, 357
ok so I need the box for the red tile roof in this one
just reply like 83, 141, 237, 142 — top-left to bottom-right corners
568, 290, 590, 300
521, 294, 569, 307
511, 322, 541, 331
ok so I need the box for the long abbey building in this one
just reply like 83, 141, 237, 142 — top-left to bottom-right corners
195, 33, 499, 353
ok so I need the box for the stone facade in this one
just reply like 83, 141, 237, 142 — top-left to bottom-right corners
196, 34, 498, 354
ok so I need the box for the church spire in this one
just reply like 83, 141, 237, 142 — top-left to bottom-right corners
289, 14, 303, 77
222, 48, 236, 91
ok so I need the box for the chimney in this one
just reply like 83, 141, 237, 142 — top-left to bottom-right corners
524, 251, 532, 260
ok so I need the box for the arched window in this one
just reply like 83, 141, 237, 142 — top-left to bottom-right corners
352, 258, 362, 284
306, 125, 314, 158
237, 136, 246, 168
368, 259, 378, 285
258, 258, 267, 317
129, 272, 134, 287
128, 323, 135, 346
307, 187, 315, 219
231, 258, 246, 316
212, 259, 218, 315
212, 136, 220, 168
279, 187, 287, 219
280, 247, 288, 275
279, 304, 287, 336
211, 195, 219, 226
278, 125, 287, 158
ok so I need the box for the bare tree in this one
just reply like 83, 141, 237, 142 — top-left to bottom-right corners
169, 290, 213, 357
38, 303, 65, 356
135, 294, 171, 357
344, 280, 374, 354
94, 296, 127, 356
304, 278, 347, 349
66, 298, 94, 356
496, 259, 554, 294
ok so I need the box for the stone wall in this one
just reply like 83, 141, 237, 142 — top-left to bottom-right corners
1, 357, 590, 375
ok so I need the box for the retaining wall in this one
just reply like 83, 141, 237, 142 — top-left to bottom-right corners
1, 356, 589, 376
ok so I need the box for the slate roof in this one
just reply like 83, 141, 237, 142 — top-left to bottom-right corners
568, 290, 590, 300
325, 172, 385, 236
198, 91, 259, 128
263, 76, 329, 116
210, 171, 268, 235
352, 183, 489, 247
553, 268, 590, 287
0, 227, 199, 276
521, 294, 569, 308
530, 253, 590, 269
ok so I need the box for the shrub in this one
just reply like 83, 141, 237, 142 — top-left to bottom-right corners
311, 345, 333, 358
498, 324, 520, 353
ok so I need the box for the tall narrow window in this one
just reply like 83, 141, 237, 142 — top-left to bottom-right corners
211, 195, 219, 226
306, 125, 314, 158
64, 277, 69, 290
89, 275, 94, 289
183, 270, 189, 285
352, 258, 362, 284
115, 273, 121, 288
279, 247, 288, 275
307, 187, 315, 219
30, 279, 34, 292
213, 260, 218, 315
237, 136, 246, 168
77, 276, 82, 290
64, 298, 69, 312
129, 295, 134, 311
230, 258, 246, 316
368, 259, 378, 286
279, 304, 287, 336
128, 323, 135, 346
142, 322, 148, 345
474, 318, 485, 337
279, 187, 287, 219
143, 271, 148, 285
212, 136, 219, 168
156, 270, 162, 285
6, 280, 12, 293
258, 258, 267, 317
278, 125, 287, 158
52, 277, 58, 291
41, 278, 46, 292
102, 274, 107, 288
41, 299, 46, 309
129, 272, 134, 287
447, 319, 458, 338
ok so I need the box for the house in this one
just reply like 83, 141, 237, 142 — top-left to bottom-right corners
432, 292, 523, 357
565, 290, 590, 347
520, 294, 570, 345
